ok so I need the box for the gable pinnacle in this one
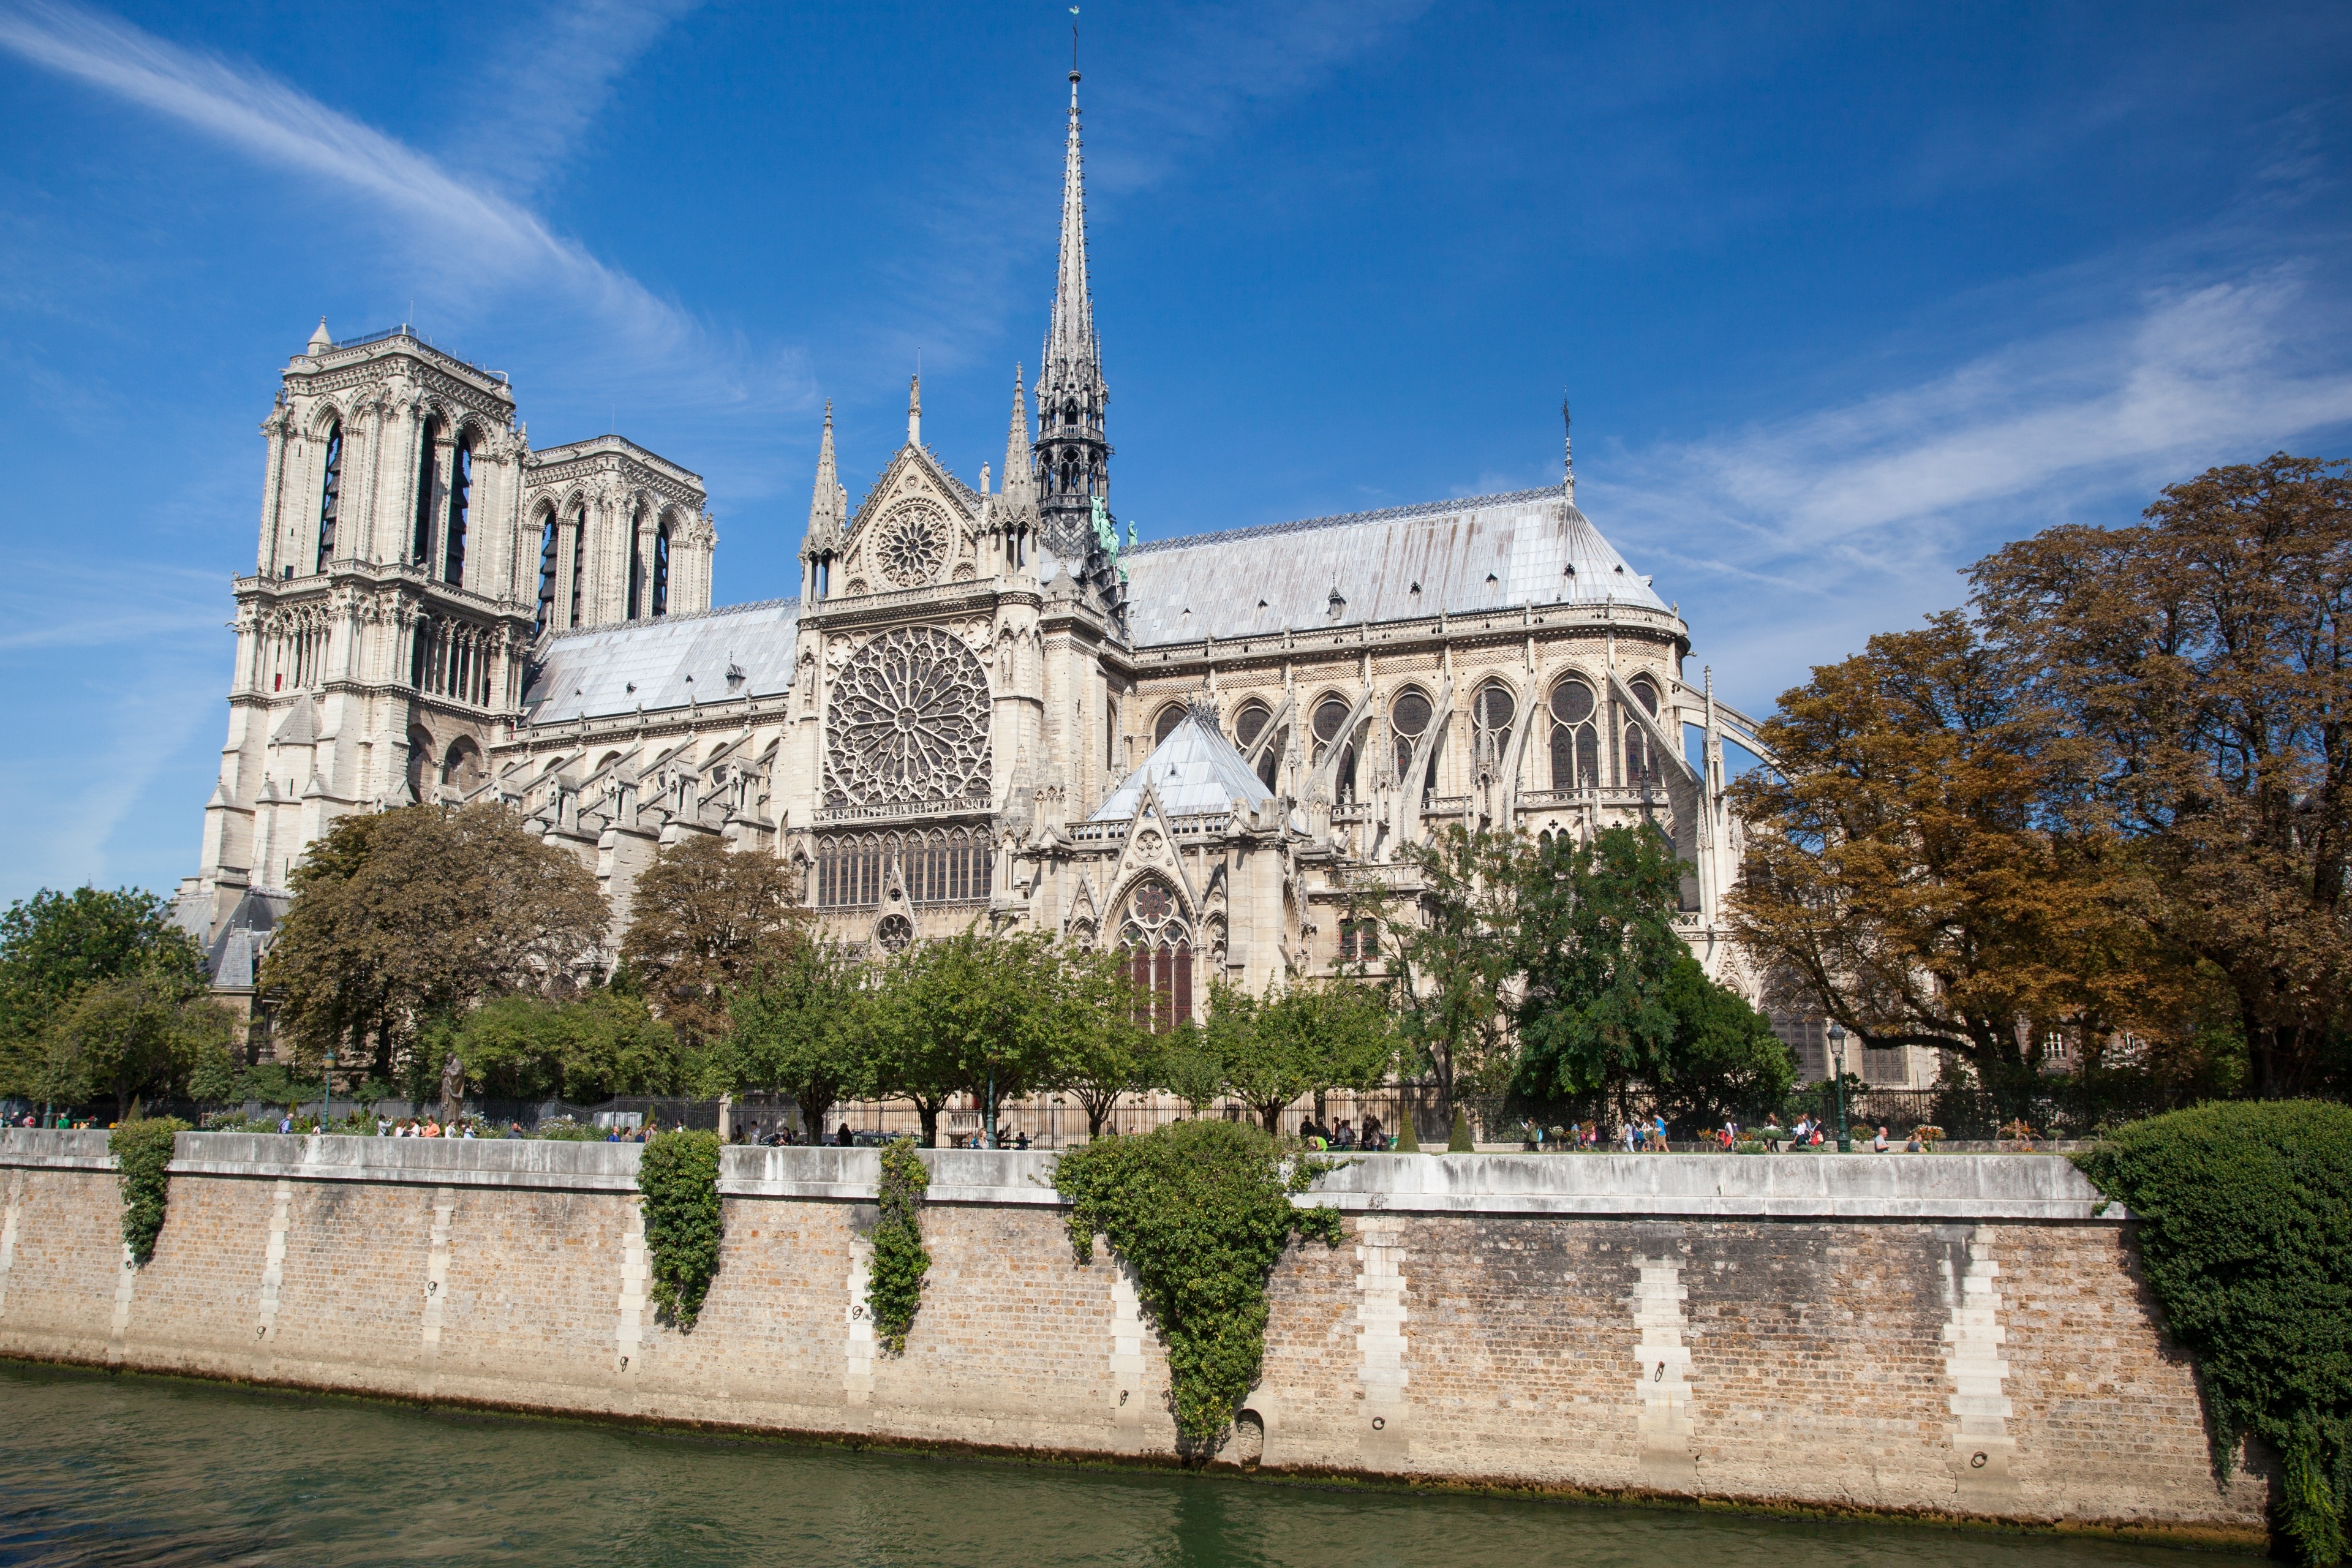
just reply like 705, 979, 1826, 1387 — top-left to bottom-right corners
807, 399, 842, 540
908, 374, 922, 448
1004, 365, 1031, 503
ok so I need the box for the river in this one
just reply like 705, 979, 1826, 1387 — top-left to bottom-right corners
0, 1363, 2218, 1566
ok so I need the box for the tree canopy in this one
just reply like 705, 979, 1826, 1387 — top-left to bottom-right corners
1205, 976, 1395, 1133
725, 940, 875, 1139
0, 886, 218, 1110
619, 834, 807, 1046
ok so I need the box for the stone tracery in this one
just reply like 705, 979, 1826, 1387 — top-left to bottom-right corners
823, 625, 992, 812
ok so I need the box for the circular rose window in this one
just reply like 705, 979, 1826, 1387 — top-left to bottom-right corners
875, 500, 949, 587
824, 626, 992, 810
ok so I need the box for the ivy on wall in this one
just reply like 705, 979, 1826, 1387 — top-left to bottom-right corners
638, 1128, 723, 1331
1055, 1120, 1344, 1447
108, 1118, 188, 1267
868, 1137, 931, 1355
2076, 1101, 2352, 1566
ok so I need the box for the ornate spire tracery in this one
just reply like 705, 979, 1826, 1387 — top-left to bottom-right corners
1033, 67, 1111, 560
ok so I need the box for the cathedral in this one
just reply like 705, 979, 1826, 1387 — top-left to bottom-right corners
174, 69, 1780, 1041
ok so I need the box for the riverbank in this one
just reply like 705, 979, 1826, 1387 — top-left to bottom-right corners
0, 1130, 2267, 1548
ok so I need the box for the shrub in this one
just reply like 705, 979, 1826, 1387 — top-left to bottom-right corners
1447, 1105, 1473, 1152
868, 1137, 930, 1354
2075, 1101, 2352, 1565
1055, 1120, 1344, 1447
637, 1128, 723, 1331
533, 1120, 600, 1141
108, 1117, 188, 1267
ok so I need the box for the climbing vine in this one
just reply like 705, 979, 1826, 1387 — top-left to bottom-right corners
868, 1136, 931, 1354
109, 1118, 188, 1267
637, 1128, 723, 1332
1055, 1120, 1344, 1447
2076, 1101, 2352, 1566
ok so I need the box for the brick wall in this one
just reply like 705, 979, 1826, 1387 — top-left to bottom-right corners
0, 1133, 2267, 1544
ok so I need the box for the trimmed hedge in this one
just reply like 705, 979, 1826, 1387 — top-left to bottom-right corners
637, 1128, 723, 1332
1055, 1120, 1344, 1448
868, 1137, 931, 1355
109, 1118, 189, 1267
2076, 1101, 2352, 1565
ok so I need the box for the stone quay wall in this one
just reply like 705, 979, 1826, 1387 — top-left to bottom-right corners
0, 1130, 2264, 1542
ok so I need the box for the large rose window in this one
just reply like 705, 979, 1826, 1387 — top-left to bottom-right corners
824, 625, 992, 810
873, 500, 949, 587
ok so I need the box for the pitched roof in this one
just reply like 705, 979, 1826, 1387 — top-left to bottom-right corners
1121, 486, 1667, 644
523, 599, 799, 725
1089, 709, 1273, 823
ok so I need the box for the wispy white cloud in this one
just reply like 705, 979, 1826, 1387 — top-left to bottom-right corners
1589, 266, 2352, 712
457, 0, 704, 196
0, 0, 805, 417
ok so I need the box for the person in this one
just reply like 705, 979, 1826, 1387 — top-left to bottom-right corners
1360, 1114, 1384, 1152
1651, 1114, 1669, 1151
835, 1121, 853, 1147
1905, 1129, 1924, 1153
505, 1121, 522, 1139
460, 1121, 476, 1139
1014, 1128, 1031, 1150
1335, 1120, 1356, 1150
1873, 1125, 1890, 1153
278, 1112, 293, 1134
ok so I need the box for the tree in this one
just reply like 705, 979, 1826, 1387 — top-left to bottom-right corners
1387, 824, 1528, 1124
1152, 1023, 1226, 1120
259, 805, 608, 1082
619, 836, 807, 1047
868, 928, 1063, 1145
42, 971, 237, 1118
1725, 612, 2163, 1099
1204, 978, 1395, 1134
1049, 948, 1158, 1138
1651, 954, 1799, 1128
726, 941, 874, 1139
1513, 825, 1691, 1109
452, 989, 701, 1103
1972, 455, 2352, 1096
0, 887, 209, 1101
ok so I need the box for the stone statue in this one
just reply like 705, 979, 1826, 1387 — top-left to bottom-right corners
437, 1054, 465, 1129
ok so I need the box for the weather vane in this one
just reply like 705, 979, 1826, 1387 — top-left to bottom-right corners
1071, 7, 1079, 74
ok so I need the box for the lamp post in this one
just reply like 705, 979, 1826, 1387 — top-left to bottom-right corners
1826, 1022, 1850, 1153
318, 1049, 334, 1134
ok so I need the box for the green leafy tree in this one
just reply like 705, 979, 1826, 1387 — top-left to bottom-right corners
1388, 825, 1529, 1125
0, 887, 209, 1101
1653, 954, 1799, 1128
619, 835, 807, 1047
868, 928, 1064, 1145
1050, 948, 1159, 1138
453, 989, 699, 1102
1152, 1023, 1225, 1120
726, 941, 874, 1139
260, 805, 608, 1082
43, 972, 237, 1118
1513, 825, 1689, 1110
1205, 978, 1395, 1134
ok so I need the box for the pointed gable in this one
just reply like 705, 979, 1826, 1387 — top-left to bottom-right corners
1090, 708, 1272, 823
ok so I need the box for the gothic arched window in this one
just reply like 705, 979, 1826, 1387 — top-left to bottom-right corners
626, 505, 646, 620
1063, 399, 1078, 428
443, 434, 471, 586
1312, 695, 1357, 804
412, 416, 439, 565
1626, 675, 1662, 785
1390, 687, 1435, 797
1550, 677, 1597, 790
567, 503, 587, 628
1232, 698, 1277, 790
314, 422, 342, 573
1153, 703, 1186, 746
1120, 876, 1193, 1031
653, 518, 671, 616
1059, 451, 1079, 494
1473, 682, 1515, 766
535, 510, 559, 633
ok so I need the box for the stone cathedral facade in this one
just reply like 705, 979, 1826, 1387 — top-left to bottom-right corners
176, 69, 1782, 1038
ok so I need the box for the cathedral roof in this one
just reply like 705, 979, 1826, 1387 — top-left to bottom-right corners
1120, 486, 1668, 644
524, 599, 799, 725
1089, 708, 1275, 823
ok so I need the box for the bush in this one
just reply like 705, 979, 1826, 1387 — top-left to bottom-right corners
532, 1120, 600, 1141
109, 1117, 188, 1267
1447, 1105, 1473, 1152
868, 1137, 930, 1354
1055, 1120, 1344, 1447
2075, 1101, 2352, 1565
637, 1128, 723, 1331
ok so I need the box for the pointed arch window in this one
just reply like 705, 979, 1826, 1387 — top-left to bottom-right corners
626, 505, 646, 620
1153, 703, 1186, 746
412, 416, 440, 565
535, 510, 559, 633
1626, 676, 1661, 785
653, 517, 671, 616
443, 434, 471, 584
1473, 682, 1515, 767
314, 422, 342, 573
1232, 699, 1277, 790
567, 504, 587, 628
1120, 878, 1193, 1031
1312, 695, 1358, 804
1390, 687, 1437, 799
1549, 677, 1598, 790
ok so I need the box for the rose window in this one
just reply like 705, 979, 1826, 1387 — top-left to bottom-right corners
874, 500, 949, 587
875, 913, 916, 954
824, 626, 992, 810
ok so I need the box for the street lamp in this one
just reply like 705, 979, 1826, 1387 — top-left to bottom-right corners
1826, 1022, 1851, 1153
319, 1049, 334, 1134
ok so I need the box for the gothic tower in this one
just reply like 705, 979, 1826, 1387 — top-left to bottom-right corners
1032, 66, 1111, 560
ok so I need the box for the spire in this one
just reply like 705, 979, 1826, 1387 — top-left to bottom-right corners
1004, 365, 1031, 502
1045, 70, 1096, 385
1033, 67, 1112, 558
1562, 394, 1575, 503
307, 317, 331, 355
807, 401, 842, 541
907, 374, 922, 448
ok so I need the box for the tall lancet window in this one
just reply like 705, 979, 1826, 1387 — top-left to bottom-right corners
534, 509, 558, 633
412, 417, 440, 564
653, 518, 671, 616
567, 503, 587, 628
443, 434, 471, 585
625, 505, 645, 619
314, 422, 342, 573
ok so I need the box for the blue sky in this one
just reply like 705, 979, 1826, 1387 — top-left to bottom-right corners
3, 0, 2349, 907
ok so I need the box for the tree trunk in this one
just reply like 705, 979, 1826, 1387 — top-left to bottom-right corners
915, 1097, 943, 1147
795, 1088, 835, 1145
1084, 1092, 1112, 1138
1261, 1102, 1283, 1135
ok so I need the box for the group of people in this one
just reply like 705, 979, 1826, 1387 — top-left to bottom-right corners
1297, 1115, 1387, 1151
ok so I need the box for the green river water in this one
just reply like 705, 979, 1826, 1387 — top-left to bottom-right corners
0, 1363, 2231, 1567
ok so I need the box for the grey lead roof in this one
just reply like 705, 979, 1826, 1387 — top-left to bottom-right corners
1121, 486, 1667, 644
1090, 709, 1276, 823
524, 599, 800, 724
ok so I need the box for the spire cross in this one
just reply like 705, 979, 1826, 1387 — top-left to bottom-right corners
1562, 393, 1575, 502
